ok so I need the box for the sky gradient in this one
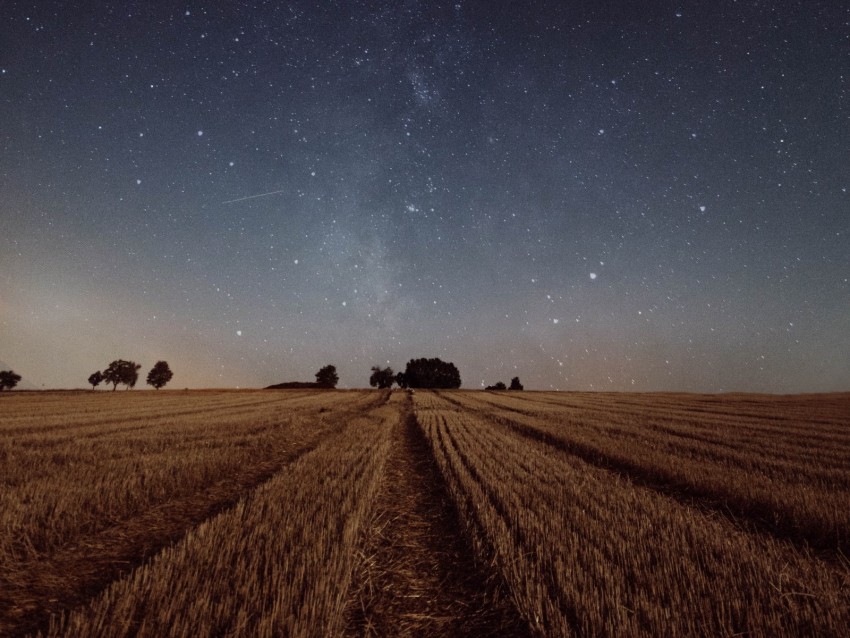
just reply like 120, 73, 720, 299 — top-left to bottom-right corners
2, 1, 848, 391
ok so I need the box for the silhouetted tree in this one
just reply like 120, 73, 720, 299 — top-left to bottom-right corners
402, 358, 461, 389
126, 369, 140, 389
369, 366, 395, 389
0, 370, 22, 391
315, 365, 339, 388
486, 381, 507, 391
103, 360, 141, 391
395, 372, 408, 389
146, 361, 173, 390
509, 376, 524, 391
88, 371, 104, 390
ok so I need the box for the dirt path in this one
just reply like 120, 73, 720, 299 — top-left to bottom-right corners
345, 396, 531, 638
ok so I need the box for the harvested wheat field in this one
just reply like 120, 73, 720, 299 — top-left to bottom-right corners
1, 389, 848, 637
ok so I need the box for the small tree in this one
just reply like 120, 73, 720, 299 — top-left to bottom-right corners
0, 370, 22, 391
369, 366, 395, 389
315, 365, 339, 388
509, 376, 524, 391
147, 361, 173, 390
103, 360, 141, 391
103, 361, 120, 391
486, 381, 507, 391
88, 371, 104, 390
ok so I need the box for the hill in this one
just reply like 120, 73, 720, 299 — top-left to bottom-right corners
265, 381, 323, 389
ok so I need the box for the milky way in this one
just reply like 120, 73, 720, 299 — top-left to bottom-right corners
1, 1, 848, 391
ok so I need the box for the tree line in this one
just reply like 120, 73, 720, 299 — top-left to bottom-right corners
268, 358, 523, 391
88, 360, 174, 390
369, 358, 464, 389
3, 358, 525, 392
0, 361, 174, 392
267, 359, 465, 391
485, 377, 524, 391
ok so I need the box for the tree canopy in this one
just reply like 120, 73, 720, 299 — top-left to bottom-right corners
103, 360, 141, 391
315, 365, 339, 388
147, 361, 173, 390
401, 358, 461, 389
0, 370, 22, 391
369, 366, 395, 389
509, 376, 524, 391
88, 371, 104, 390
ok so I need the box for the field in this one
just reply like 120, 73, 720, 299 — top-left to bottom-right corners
1, 389, 848, 637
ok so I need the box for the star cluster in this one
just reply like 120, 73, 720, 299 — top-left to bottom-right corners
1, 1, 848, 391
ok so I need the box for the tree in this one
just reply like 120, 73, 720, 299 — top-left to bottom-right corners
103, 360, 141, 391
509, 376, 524, 391
369, 366, 395, 389
315, 365, 339, 388
486, 381, 507, 391
0, 370, 22, 391
402, 358, 461, 389
88, 371, 104, 390
395, 371, 408, 389
146, 361, 173, 390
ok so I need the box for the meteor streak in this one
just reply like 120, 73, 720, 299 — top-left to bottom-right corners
221, 189, 286, 204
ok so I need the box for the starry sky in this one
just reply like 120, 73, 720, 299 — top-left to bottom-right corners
1, 1, 848, 391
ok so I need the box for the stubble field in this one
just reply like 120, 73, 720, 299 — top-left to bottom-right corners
1, 389, 848, 637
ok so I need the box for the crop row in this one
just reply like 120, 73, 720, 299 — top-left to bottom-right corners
0, 390, 386, 636
441, 390, 850, 554
0, 390, 315, 436
480, 391, 850, 461
44, 392, 400, 637
415, 392, 850, 637
1, 391, 380, 566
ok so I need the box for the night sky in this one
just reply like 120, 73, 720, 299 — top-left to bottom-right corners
2, 1, 848, 391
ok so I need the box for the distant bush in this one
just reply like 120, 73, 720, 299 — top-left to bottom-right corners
509, 377, 524, 391
486, 381, 507, 391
